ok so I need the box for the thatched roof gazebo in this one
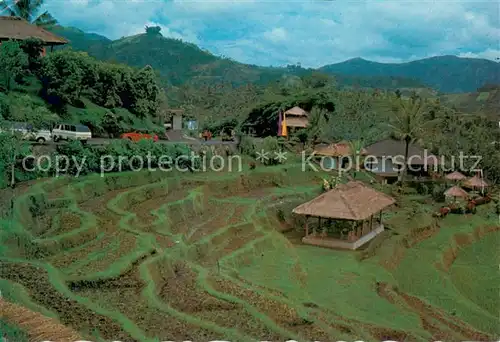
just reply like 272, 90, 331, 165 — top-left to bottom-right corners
0, 16, 68, 53
314, 141, 368, 157
292, 181, 395, 250
313, 141, 368, 171
444, 186, 469, 200
445, 171, 467, 181
463, 175, 489, 190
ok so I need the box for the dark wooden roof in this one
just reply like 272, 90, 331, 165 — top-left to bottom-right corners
365, 138, 436, 165
0, 16, 68, 45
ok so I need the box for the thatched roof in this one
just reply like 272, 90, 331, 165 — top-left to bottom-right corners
463, 176, 489, 188
444, 186, 469, 198
314, 141, 368, 157
284, 116, 308, 128
284, 106, 308, 117
365, 138, 437, 165
292, 181, 395, 221
0, 16, 68, 44
445, 171, 466, 181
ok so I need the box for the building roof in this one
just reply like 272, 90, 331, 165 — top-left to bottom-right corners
284, 116, 308, 128
292, 181, 395, 221
314, 141, 368, 157
463, 175, 489, 188
365, 138, 437, 165
444, 186, 469, 198
0, 16, 68, 44
445, 171, 467, 181
284, 106, 308, 117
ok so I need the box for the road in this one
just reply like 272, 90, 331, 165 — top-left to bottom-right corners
31, 138, 238, 146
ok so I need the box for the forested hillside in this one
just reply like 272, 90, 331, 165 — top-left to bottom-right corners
320, 56, 500, 93
49, 25, 500, 93
49, 26, 428, 90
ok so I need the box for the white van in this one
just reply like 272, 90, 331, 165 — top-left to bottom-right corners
52, 124, 92, 142
0, 122, 52, 143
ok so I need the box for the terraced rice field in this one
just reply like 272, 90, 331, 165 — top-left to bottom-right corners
0, 165, 498, 341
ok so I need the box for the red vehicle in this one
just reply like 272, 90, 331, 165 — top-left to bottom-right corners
120, 132, 158, 142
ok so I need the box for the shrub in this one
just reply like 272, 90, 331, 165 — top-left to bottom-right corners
237, 134, 256, 156
0, 94, 10, 119
258, 136, 282, 166
416, 182, 430, 195
432, 183, 447, 202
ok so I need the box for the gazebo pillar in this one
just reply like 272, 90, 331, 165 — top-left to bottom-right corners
305, 215, 309, 236
370, 215, 373, 231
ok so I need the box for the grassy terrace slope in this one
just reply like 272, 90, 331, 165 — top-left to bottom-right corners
0, 164, 498, 341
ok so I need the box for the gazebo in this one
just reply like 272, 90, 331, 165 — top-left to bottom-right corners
444, 186, 469, 200
0, 16, 68, 55
463, 175, 489, 191
445, 171, 467, 181
292, 181, 395, 250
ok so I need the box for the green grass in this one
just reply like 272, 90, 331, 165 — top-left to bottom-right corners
450, 230, 500, 317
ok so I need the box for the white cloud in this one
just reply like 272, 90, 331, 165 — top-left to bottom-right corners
458, 49, 500, 61
263, 27, 287, 42
45, 0, 500, 67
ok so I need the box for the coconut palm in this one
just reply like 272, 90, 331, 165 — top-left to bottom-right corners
348, 139, 365, 179
386, 94, 437, 184
0, 0, 57, 27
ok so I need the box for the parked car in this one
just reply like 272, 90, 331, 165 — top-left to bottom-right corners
52, 124, 92, 142
0, 122, 52, 143
220, 128, 235, 141
120, 131, 159, 142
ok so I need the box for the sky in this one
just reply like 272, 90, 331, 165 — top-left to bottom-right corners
44, 0, 500, 68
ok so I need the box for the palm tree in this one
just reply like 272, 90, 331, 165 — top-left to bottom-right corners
386, 94, 435, 184
0, 0, 57, 27
348, 139, 365, 179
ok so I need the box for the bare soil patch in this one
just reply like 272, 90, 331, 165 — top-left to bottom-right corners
0, 262, 134, 341
440, 225, 500, 272
209, 275, 333, 341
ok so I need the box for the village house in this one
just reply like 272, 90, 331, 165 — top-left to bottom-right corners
364, 138, 437, 183
313, 140, 368, 170
278, 106, 309, 137
0, 16, 68, 55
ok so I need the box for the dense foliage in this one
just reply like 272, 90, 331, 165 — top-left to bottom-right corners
40, 50, 160, 117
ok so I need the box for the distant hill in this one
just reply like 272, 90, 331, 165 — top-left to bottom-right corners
49, 25, 111, 55
319, 56, 500, 93
439, 84, 500, 121
47, 27, 427, 90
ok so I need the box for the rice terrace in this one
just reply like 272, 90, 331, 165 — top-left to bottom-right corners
0, 161, 498, 342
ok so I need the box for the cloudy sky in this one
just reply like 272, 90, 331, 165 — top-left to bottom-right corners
45, 0, 500, 68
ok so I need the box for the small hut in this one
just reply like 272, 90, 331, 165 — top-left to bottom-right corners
444, 186, 469, 200
0, 16, 68, 55
292, 181, 395, 250
463, 175, 489, 191
314, 141, 367, 170
445, 171, 467, 181
282, 106, 309, 133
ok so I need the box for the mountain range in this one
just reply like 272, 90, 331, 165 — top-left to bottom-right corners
48, 26, 500, 93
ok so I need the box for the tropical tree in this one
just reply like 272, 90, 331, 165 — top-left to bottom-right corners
348, 139, 365, 179
0, 0, 57, 27
0, 40, 29, 92
386, 95, 435, 184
